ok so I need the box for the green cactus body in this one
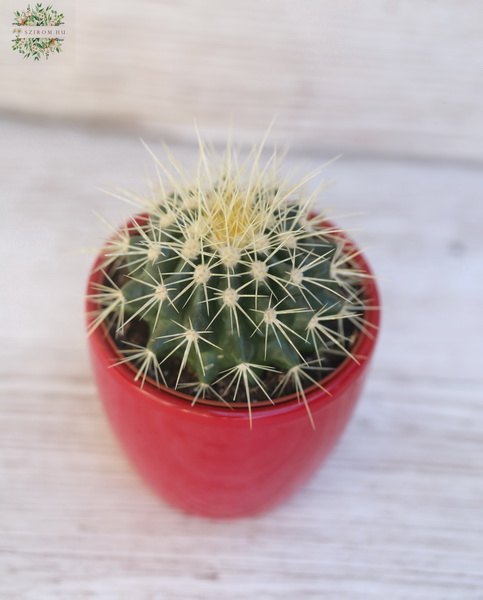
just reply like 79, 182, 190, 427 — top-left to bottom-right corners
89, 142, 368, 425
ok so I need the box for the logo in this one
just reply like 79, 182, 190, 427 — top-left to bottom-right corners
12, 3, 65, 60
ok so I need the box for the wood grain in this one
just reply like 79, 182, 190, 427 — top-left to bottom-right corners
0, 117, 482, 599
1, 0, 483, 162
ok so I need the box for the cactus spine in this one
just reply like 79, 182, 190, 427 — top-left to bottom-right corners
88, 140, 370, 426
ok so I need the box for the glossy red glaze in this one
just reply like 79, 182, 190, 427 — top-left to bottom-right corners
86, 225, 380, 518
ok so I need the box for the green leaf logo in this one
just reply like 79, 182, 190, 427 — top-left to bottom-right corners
11, 3, 65, 61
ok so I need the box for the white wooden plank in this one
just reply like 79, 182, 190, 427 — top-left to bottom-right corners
1, 0, 483, 161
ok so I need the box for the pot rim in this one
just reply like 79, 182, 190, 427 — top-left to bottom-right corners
86, 214, 381, 418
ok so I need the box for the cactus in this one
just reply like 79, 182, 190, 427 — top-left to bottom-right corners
88, 139, 371, 426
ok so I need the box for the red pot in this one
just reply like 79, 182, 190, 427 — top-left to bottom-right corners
86, 224, 380, 518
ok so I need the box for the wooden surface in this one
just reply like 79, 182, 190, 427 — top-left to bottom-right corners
1, 0, 483, 162
1, 116, 483, 599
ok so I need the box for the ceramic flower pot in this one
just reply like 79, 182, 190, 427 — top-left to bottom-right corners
86, 225, 380, 518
